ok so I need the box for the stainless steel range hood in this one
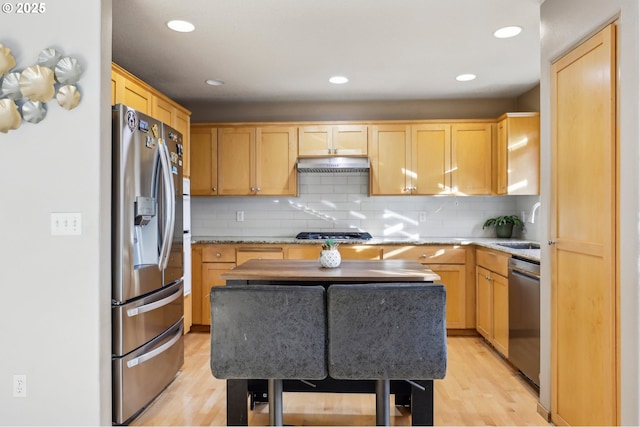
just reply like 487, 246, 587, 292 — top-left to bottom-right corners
297, 156, 370, 173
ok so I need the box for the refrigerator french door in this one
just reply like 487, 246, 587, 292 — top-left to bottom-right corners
112, 104, 184, 425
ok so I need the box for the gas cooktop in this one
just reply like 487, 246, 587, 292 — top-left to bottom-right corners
295, 231, 373, 241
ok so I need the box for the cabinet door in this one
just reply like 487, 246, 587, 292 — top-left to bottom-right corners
476, 266, 492, 340
412, 124, 451, 195
496, 118, 508, 195
191, 245, 203, 324
201, 262, 236, 326
298, 126, 331, 156
175, 109, 191, 178
551, 24, 616, 426
190, 126, 217, 196
492, 272, 509, 357
333, 125, 368, 155
369, 124, 411, 195
506, 114, 540, 195
256, 127, 297, 196
119, 75, 152, 114
428, 264, 465, 329
218, 127, 255, 195
111, 73, 117, 105
451, 123, 492, 195
151, 96, 176, 125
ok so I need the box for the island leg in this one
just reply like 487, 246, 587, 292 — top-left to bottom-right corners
226, 379, 249, 426
410, 380, 434, 426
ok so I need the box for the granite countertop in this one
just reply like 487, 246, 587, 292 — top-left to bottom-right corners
192, 236, 541, 262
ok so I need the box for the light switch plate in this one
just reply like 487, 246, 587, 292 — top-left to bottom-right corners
51, 212, 82, 235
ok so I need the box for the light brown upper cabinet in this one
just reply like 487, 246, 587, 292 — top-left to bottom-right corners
369, 124, 412, 195
112, 63, 191, 177
298, 125, 368, 156
190, 125, 218, 196
111, 65, 152, 114
218, 126, 297, 196
412, 124, 452, 195
451, 122, 493, 195
370, 122, 492, 196
495, 113, 540, 195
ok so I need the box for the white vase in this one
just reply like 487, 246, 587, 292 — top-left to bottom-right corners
319, 249, 341, 268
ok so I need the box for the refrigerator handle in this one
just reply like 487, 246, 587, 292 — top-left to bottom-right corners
126, 286, 182, 317
126, 324, 183, 368
158, 139, 176, 271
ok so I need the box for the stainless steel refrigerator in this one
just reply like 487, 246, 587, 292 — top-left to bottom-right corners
111, 104, 184, 425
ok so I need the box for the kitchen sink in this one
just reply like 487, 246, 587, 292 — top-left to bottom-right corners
495, 242, 541, 250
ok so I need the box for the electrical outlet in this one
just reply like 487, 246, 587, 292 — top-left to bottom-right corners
13, 374, 26, 398
236, 211, 244, 222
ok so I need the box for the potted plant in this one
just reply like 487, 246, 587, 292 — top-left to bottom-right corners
319, 238, 341, 268
483, 215, 524, 238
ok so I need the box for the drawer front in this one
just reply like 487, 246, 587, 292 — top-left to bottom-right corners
236, 248, 284, 265
383, 245, 466, 264
476, 248, 510, 277
202, 245, 236, 262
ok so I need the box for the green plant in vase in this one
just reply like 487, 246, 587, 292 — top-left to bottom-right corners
322, 238, 339, 251
483, 215, 524, 238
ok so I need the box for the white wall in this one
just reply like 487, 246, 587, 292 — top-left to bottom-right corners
192, 173, 539, 240
0, 0, 112, 425
539, 0, 640, 424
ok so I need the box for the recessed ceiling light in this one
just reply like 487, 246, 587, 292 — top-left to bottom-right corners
205, 79, 224, 86
329, 76, 349, 84
167, 20, 195, 33
494, 26, 522, 39
456, 74, 477, 82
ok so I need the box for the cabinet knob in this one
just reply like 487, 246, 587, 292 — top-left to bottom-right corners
250, 187, 256, 192
328, 148, 332, 155
256, 187, 261, 192
212, 187, 217, 191
216, 253, 221, 258
333, 148, 338, 154
548, 240, 556, 245
420, 254, 427, 258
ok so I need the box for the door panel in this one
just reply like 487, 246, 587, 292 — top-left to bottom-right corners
550, 24, 617, 426
412, 124, 451, 195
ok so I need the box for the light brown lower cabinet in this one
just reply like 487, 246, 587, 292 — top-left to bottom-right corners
236, 247, 284, 266
382, 245, 471, 330
475, 248, 510, 357
287, 245, 382, 260
192, 243, 477, 330
192, 244, 236, 326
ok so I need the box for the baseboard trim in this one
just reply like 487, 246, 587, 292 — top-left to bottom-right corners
536, 401, 551, 422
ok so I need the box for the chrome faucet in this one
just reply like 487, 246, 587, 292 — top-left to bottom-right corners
529, 201, 541, 223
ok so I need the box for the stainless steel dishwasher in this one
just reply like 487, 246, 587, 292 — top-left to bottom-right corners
508, 256, 540, 388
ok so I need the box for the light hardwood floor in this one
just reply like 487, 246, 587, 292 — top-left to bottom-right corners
131, 332, 549, 426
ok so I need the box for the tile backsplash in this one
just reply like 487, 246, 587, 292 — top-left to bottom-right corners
191, 172, 541, 241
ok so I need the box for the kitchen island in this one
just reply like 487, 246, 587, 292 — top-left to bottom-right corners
222, 258, 441, 284
218, 259, 442, 426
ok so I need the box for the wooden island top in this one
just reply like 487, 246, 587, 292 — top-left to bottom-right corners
222, 259, 441, 283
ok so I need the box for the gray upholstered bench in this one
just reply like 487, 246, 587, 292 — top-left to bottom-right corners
327, 283, 447, 426
210, 285, 327, 426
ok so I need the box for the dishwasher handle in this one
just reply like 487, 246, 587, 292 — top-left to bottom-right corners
510, 266, 540, 280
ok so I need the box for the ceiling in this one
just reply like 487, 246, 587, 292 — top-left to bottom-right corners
112, 0, 541, 105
